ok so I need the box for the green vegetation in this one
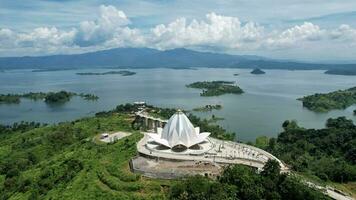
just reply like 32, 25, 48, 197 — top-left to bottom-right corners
0, 112, 169, 199
1, 103, 355, 199
263, 117, 356, 183
187, 81, 244, 97
44, 91, 76, 103
325, 69, 356, 76
76, 70, 136, 76
169, 160, 329, 200
0, 94, 21, 104
354, 109, 356, 115
206, 114, 224, 123
78, 93, 99, 101
298, 87, 356, 112
251, 68, 266, 74
0, 91, 99, 104
97, 103, 235, 141
192, 104, 222, 112
146, 106, 233, 140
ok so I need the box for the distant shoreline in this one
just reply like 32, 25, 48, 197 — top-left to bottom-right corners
76, 70, 136, 76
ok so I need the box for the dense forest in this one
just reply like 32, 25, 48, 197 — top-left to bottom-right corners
170, 160, 329, 200
298, 86, 356, 112
263, 117, 356, 183
186, 81, 244, 97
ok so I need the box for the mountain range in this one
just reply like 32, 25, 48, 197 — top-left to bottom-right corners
0, 48, 355, 70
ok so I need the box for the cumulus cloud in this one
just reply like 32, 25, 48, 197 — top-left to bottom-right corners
17, 27, 76, 48
1, 5, 356, 57
75, 5, 139, 46
329, 24, 356, 43
264, 22, 323, 49
0, 28, 15, 48
149, 13, 264, 50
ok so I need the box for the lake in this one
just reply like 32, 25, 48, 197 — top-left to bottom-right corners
0, 68, 355, 142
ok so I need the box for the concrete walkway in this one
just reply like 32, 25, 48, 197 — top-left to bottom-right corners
137, 133, 289, 172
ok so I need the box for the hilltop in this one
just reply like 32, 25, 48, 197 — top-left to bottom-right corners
1, 48, 356, 70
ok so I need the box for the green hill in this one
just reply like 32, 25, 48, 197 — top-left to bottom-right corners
0, 104, 338, 199
0, 113, 169, 199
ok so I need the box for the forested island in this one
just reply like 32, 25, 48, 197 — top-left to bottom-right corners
0, 91, 98, 104
251, 68, 266, 74
0, 103, 344, 199
193, 104, 222, 112
76, 70, 136, 76
298, 86, 356, 112
325, 69, 356, 76
186, 81, 244, 97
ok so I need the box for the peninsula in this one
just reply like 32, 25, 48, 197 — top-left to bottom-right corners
325, 69, 356, 76
186, 81, 244, 96
0, 91, 99, 104
193, 104, 222, 112
298, 86, 356, 112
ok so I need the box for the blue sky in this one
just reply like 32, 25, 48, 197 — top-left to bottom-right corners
1, 0, 356, 62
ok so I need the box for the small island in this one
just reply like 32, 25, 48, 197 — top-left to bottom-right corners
32, 68, 73, 72
207, 114, 224, 123
76, 70, 136, 76
193, 104, 222, 112
298, 86, 356, 112
325, 69, 356, 76
171, 67, 197, 70
233, 73, 239, 76
251, 68, 266, 75
186, 81, 244, 97
0, 91, 99, 104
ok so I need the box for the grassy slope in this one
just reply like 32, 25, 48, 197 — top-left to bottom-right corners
0, 114, 171, 199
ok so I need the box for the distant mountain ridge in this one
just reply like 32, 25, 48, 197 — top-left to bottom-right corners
0, 47, 355, 70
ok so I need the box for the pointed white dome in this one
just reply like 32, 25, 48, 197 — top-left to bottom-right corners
147, 110, 210, 148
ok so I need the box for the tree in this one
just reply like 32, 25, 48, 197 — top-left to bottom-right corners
261, 159, 281, 179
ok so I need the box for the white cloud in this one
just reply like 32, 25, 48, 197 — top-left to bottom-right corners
330, 24, 356, 43
265, 22, 323, 49
0, 29, 15, 49
17, 27, 76, 47
149, 13, 264, 50
74, 5, 142, 47
1, 5, 356, 59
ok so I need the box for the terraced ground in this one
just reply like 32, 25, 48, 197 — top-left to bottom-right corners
0, 114, 171, 199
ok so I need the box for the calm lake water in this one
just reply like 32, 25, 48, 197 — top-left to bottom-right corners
0, 68, 355, 142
